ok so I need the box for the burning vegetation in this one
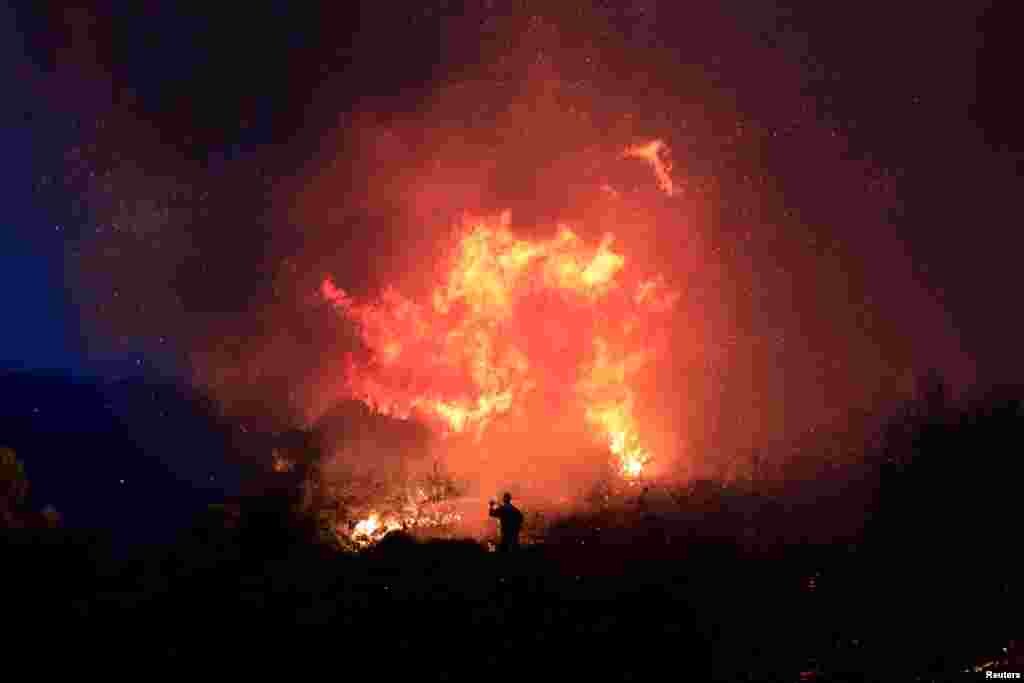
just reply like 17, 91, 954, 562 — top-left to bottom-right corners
321, 146, 679, 489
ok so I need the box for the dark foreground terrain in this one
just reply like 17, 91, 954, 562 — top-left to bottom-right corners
3, 489, 1018, 681
2, 376, 1020, 679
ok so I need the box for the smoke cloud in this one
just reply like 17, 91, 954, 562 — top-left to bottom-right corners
54, 5, 969, 496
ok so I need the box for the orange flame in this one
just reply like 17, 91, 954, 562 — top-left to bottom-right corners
577, 337, 654, 477
351, 511, 400, 541
323, 195, 677, 479
344, 489, 464, 548
623, 139, 675, 197
271, 449, 294, 473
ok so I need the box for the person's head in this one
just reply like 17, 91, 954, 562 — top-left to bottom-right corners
502, 492, 512, 505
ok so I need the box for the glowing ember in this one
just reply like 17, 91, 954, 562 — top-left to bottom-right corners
623, 139, 675, 197
271, 449, 294, 473
322, 144, 679, 480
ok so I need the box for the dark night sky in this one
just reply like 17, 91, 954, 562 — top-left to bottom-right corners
1, 1, 1020, 535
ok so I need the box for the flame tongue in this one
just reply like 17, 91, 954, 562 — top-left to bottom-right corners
323, 204, 677, 479
578, 337, 653, 478
623, 139, 675, 197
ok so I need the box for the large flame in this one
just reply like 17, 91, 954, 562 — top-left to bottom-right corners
322, 144, 679, 479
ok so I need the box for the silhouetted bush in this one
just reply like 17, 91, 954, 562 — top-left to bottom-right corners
4, 375, 1022, 676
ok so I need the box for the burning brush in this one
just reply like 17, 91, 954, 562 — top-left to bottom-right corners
341, 486, 464, 549
321, 145, 679, 481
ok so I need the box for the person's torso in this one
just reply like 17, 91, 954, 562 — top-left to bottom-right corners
501, 505, 523, 529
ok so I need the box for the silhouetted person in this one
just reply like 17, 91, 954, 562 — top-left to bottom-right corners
489, 493, 524, 552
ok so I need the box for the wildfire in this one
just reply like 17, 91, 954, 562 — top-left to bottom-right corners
349, 511, 402, 545
343, 488, 464, 548
623, 139, 675, 197
322, 142, 679, 480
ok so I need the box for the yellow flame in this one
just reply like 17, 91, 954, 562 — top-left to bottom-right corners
345, 503, 463, 549
324, 205, 677, 481
578, 339, 652, 478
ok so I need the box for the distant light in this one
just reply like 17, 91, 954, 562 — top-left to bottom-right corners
119, 479, 125, 484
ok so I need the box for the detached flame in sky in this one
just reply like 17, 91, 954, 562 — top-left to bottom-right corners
623, 139, 675, 197
322, 142, 679, 478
